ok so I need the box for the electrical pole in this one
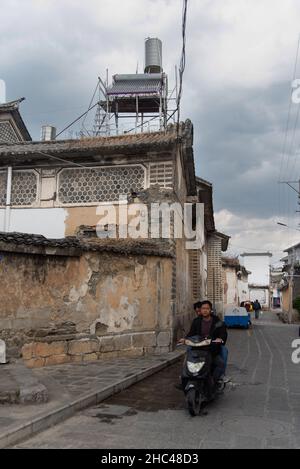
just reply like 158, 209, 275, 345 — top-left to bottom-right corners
278, 180, 300, 322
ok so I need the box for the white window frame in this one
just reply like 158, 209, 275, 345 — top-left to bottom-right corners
0, 169, 40, 208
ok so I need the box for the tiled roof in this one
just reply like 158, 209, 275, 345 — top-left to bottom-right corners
0, 119, 196, 196
0, 232, 81, 249
0, 98, 32, 142
0, 232, 174, 258
81, 238, 174, 257
0, 128, 178, 157
222, 256, 240, 267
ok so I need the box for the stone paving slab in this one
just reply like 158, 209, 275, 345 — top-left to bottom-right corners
14, 311, 300, 449
0, 350, 184, 449
0, 363, 48, 405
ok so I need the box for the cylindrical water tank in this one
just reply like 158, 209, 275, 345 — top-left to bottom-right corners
145, 38, 162, 74
41, 125, 56, 141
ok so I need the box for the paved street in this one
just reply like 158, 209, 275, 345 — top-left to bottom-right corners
14, 312, 300, 449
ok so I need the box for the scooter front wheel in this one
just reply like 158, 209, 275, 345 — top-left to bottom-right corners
186, 388, 201, 417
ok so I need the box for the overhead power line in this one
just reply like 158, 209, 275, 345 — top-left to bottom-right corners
278, 34, 300, 218
56, 101, 100, 138
81, 79, 101, 136
280, 34, 300, 180
36, 151, 93, 170
177, 0, 188, 127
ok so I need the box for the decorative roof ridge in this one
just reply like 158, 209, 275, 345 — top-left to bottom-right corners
0, 97, 25, 111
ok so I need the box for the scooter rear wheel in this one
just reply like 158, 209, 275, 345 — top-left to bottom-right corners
186, 388, 201, 416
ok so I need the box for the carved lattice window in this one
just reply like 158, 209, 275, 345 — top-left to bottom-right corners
0, 170, 38, 207
11, 171, 38, 206
190, 250, 201, 301
0, 122, 19, 143
58, 166, 145, 205
149, 162, 173, 188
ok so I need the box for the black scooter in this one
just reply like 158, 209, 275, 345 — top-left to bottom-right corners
180, 336, 224, 416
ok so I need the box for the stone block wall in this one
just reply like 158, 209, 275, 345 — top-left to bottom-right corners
21, 331, 172, 368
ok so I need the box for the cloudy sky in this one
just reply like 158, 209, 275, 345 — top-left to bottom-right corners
1, 0, 300, 262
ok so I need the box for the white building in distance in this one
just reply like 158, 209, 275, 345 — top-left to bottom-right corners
240, 252, 272, 309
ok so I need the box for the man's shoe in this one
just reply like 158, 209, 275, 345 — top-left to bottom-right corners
216, 378, 226, 392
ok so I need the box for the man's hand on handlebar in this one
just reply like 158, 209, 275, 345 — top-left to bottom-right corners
177, 338, 186, 346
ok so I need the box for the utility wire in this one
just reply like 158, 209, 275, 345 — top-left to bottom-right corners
36, 151, 94, 170
281, 34, 300, 179
177, 0, 188, 128
81, 79, 101, 135
56, 101, 100, 138
278, 34, 300, 218
124, 115, 159, 134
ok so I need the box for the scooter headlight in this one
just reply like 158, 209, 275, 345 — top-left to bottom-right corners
187, 361, 205, 374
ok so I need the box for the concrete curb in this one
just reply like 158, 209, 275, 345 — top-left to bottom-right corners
1, 350, 184, 449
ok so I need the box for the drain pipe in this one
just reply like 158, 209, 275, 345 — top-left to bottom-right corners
3, 167, 12, 232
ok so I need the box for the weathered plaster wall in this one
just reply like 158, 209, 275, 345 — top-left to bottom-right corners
65, 206, 99, 236
223, 267, 238, 306
173, 236, 194, 342
249, 287, 269, 308
0, 249, 173, 366
238, 277, 250, 304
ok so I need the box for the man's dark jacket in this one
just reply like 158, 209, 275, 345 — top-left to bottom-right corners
186, 315, 228, 356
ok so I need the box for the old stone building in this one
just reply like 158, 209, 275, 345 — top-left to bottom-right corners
195, 178, 230, 314
280, 243, 300, 322
0, 101, 229, 366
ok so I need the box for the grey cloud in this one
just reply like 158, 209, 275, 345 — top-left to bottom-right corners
1, 0, 300, 235
190, 82, 298, 218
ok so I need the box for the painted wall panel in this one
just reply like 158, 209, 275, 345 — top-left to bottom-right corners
0, 208, 67, 238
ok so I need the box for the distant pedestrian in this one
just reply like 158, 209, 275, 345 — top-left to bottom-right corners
253, 300, 262, 319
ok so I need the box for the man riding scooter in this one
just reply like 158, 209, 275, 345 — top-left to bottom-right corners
193, 301, 228, 380
179, 300, 228, 385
